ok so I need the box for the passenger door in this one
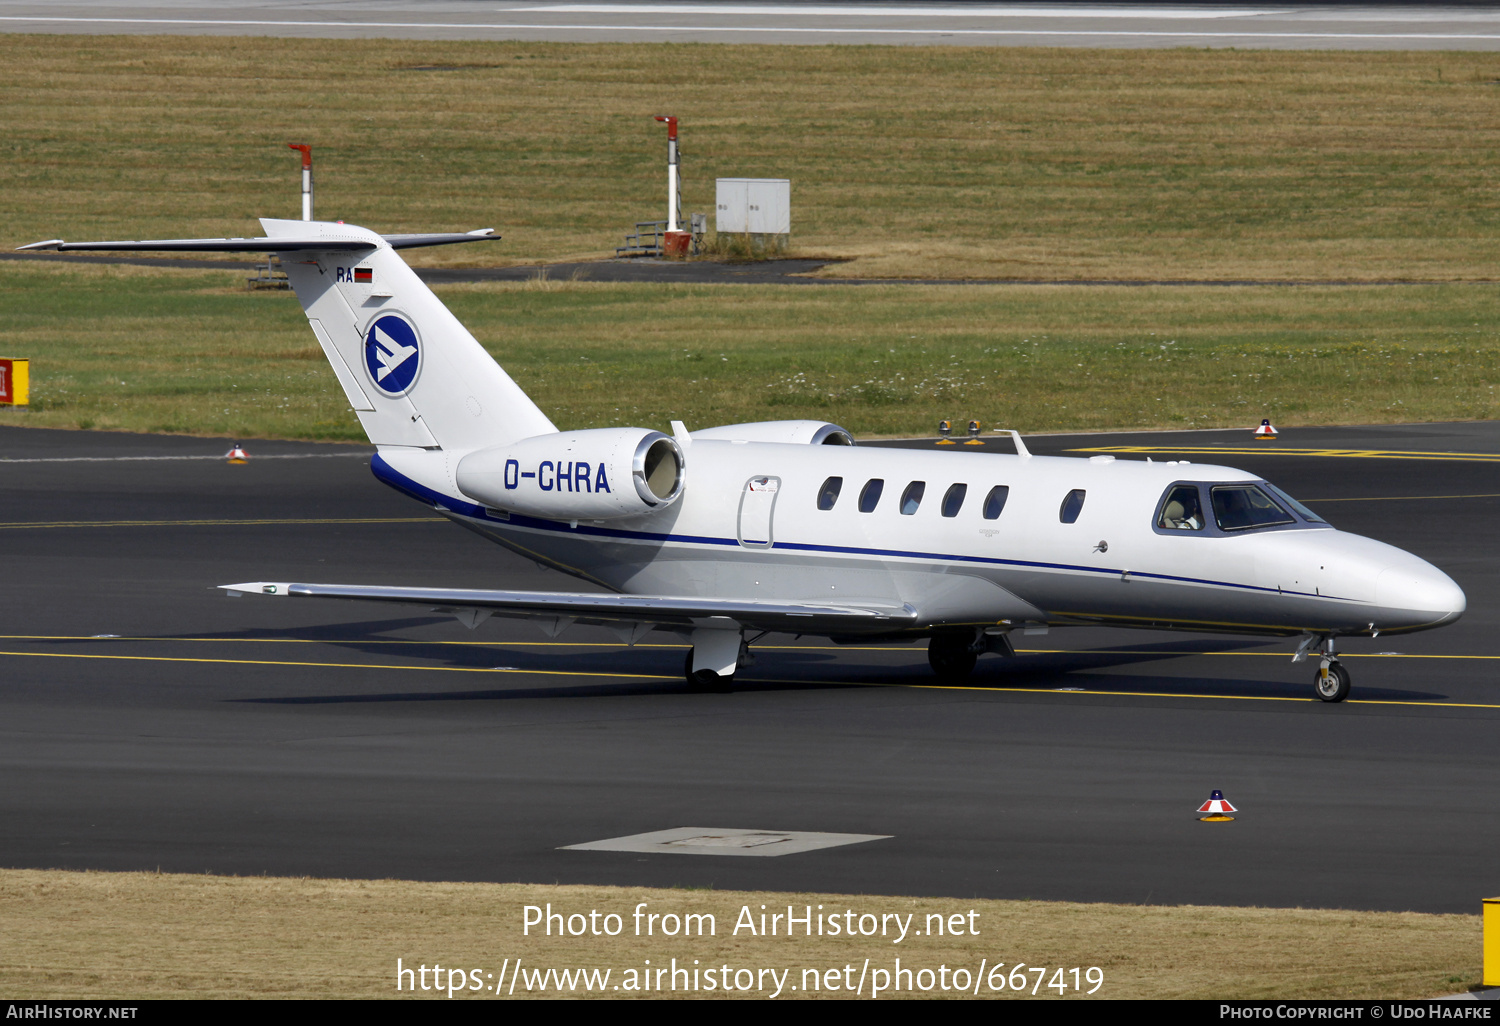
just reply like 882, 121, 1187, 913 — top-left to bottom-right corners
737, 475, 780, 549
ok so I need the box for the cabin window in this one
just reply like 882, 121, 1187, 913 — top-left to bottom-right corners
858, 478, 884, 513
1211, 484, 1295, 532
982, 485, 1009, 520
1059, 489, 1086, 524
900, 481, 926, 515
817, 476, 843, 510
941, 483, 967, 518
1156, 485, 1204, 531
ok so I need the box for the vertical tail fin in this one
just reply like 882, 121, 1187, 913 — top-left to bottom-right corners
263, 218, 555, 452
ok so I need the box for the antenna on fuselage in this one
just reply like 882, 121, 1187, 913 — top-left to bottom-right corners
991, 428, 1031, 458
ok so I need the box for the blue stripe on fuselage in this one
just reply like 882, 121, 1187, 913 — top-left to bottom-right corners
369, 454, 1342, 602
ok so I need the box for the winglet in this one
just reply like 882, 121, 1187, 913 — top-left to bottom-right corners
16, 239, 64, 251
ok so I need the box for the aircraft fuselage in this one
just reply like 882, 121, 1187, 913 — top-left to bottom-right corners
375, 439, 1465, 641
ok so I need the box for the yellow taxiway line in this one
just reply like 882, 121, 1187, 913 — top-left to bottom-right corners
0, 634, 1495, 659
1070, 445, 1500, 463
0, 517, 445, 530
2, 634, 1497, 660
1, 644, 1498, 710
0, 648, 668, 681
1300, 492, 1500, 503
890, 680, 1500, 711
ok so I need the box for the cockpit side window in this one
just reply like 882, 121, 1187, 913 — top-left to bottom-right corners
1156, 484, 1204, 531
1211, 484, 1296, 532
1059, 489, 1086, 524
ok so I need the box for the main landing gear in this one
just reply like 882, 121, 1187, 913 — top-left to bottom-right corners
683, 627, 754, 693
684, 648, 735, 692
927, 628, 1010, 680
928, 633, 978, 679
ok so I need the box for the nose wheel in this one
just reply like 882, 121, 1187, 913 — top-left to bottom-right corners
1315, 659, 1350, 703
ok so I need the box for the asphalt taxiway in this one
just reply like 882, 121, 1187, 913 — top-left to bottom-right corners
1, 422, 1496, 913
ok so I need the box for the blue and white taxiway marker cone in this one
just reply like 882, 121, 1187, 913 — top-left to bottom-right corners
1254, 418, 1278, 440
226, 443, 249, 464
1197, 789, 1237, 822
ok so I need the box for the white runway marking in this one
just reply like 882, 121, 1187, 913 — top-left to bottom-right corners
509, 4, 1278, 19
562, 826, 892, 857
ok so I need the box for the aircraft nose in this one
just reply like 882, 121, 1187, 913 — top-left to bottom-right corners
1376, 563, 1466, 625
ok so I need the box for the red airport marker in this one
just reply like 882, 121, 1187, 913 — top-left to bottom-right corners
1197, 789, 1237, 822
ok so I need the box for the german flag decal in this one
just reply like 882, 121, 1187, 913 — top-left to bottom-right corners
354, 267, 373, 283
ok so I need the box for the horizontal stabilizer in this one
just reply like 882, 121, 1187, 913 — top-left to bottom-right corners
220, 582, 917, 633
381, 230, 499, 250
17, 228, 497, 253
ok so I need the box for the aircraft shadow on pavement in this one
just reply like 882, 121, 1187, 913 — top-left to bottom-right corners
88, 624, 1442, 704
229, 669, 1444, 705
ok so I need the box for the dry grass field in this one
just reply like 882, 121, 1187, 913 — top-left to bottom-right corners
0, 869, 1482, 1000
0, 35, 1499, 280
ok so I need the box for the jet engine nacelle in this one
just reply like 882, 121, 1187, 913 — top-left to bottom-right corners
691, 419, 855, 445
456, 428, 684, 521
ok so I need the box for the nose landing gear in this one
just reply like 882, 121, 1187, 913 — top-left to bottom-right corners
1310, 635, 1350, 703
1315, 659, 1351, 703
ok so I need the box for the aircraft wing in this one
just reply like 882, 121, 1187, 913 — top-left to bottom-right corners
219, 581, 917, 634
16, 229, 496, 253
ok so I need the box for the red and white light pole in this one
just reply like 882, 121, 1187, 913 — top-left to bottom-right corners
653, 115, 681, 232
654, 116, 691, 256
288, 143, 313, 221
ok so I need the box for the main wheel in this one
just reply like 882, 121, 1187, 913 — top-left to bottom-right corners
685, 650, 732, 693
928, 636, 978, 680
1314, 660, 1351, 703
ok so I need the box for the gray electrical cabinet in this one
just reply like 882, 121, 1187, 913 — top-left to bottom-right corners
715, 178, 791, 236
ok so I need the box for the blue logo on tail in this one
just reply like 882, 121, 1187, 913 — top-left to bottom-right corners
364, 315, 421, 396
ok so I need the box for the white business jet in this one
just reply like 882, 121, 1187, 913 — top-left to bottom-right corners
21, 219, 1466, 702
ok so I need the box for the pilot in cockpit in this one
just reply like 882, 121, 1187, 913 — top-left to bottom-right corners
1157, 485, 1203, 530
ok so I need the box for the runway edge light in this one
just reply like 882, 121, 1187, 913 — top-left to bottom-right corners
1197, 789, 1237, 822
226, 443, 248, 464
1254, 418, 1278, 440
0, 358, 29, 406
1485, 897, 1498, 987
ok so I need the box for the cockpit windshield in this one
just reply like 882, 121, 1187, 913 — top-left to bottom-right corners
1210, 484, 1295, 532
1261, 481, 1327, 525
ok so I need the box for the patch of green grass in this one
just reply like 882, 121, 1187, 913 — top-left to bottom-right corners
2, 36, 1500, 280
2, 263, 1496, 439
